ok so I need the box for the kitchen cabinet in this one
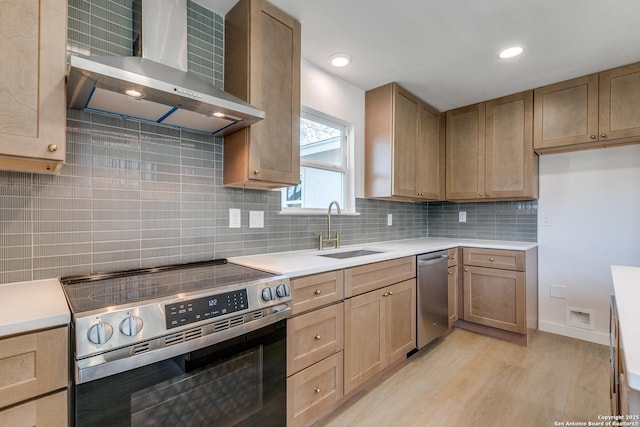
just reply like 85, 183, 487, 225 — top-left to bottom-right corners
287, 271, 343, 427
365, 83, 445, 201
458, 247, 538, 345
534, 62, 640, 153
0, 326, 68, 426
446, 91, 538, 201
343, 257, 416, 394
224, 0, 301, 189
343, 256, 416, 298
0, 0, 66, 174
447, 247, 459, 328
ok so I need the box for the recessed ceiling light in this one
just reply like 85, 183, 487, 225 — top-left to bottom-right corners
329, 53, 352, 67
499, 46, 524, 59
125, 89, 142, 98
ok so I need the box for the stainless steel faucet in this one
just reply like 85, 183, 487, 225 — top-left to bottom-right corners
319, 200, 341, 250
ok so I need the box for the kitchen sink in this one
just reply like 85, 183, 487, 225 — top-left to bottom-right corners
318, 249, 385, 259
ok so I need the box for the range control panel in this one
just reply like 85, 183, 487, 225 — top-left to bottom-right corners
165, 289, 248, 329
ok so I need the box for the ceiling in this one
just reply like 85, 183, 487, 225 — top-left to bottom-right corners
198, 0, 640, 112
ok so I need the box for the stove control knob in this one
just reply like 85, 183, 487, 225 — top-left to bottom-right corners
276, 283, 290, 298
87, 321, 114, 345
120, 315, 144, 337
261, 287, 274, 301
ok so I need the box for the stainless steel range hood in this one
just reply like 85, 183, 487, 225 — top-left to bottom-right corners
66, 0, 264, 136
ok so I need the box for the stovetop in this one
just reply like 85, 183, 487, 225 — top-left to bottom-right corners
61, 260, 277, 313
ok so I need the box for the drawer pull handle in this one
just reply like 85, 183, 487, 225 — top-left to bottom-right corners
489, 257, 495, 261
464, 268, 469, 272
314, 387, 321, 394
382, 292, 389, 297
314, 289, 322, 295
590, 135, 597, 139
48, 144, 58, 152
388, 291, 393, 296
314, 334, 321, 340
448, 271, 453, 275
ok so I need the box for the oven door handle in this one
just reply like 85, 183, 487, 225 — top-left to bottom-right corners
75, 307, 291, 384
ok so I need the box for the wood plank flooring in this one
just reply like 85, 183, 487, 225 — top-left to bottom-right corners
314, 328, 610, 427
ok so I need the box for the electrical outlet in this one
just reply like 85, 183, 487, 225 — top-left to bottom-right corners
387, 214, 393, 226
249, 211, 264, 228
229, 209, 241, 228
541, 215, 552, 227
459, 211, 467, 223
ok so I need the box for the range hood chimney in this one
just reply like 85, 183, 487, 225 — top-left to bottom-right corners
66, 0, 264, 136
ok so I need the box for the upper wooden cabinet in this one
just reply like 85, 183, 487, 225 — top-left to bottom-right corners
446, 91, 538, 201
0, 0, 67, 174
365, 83, 445, 201
224, 0, 301, 189
534, 62, 640, 153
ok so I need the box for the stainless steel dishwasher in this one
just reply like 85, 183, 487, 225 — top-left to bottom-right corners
417, 250, 449, 349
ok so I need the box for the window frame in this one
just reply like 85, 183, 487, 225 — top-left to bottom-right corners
280, 106, 356, 215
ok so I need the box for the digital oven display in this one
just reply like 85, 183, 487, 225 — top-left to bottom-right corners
165, 289, 249, 329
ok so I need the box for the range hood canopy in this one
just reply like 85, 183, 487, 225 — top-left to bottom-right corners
66, 0, 264, 136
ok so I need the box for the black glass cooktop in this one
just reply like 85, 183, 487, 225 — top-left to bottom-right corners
61, 260, 276, 313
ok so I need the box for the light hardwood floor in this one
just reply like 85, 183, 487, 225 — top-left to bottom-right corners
315, 328, 609, 427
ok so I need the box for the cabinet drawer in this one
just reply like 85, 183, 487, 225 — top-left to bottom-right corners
290, 271, 343, 315
463, 247, 525, 271
0, 390, 67, 427
287, 303, 344, 376
287, 351, 344, 427
0, 326, 68, 409
447, 247, 459, 267
344, 257, 416, 297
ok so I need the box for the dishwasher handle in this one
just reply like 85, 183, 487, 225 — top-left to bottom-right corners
417, 251, 449, 265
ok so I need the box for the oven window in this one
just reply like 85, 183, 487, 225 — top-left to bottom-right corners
75, 321, 286, 427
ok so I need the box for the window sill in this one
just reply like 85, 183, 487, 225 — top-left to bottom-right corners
278, 208, 361, 216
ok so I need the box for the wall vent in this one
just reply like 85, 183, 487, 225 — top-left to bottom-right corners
566, 307, 595, 330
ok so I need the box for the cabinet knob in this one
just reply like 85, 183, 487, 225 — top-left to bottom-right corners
489, 257, 495, 261
314, 289, 322, 295
601, 134, 607, 138
314, 387, 321, 394
253, 169, 260, 175
479, 193, 483, 197
382, 292, 389, 297
448, 271, 453, 275
314, 334, 321, 340
590, 135, 597, 139
47, 144, 58, 153
452, 255, 456, 260
485, 193, 490, 197
464, 268, 469, 272
388, 291, 393, 296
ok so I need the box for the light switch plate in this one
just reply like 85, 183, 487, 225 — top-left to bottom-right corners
249, 211, 264, 228
387, 214, 392, 226
459, 211, 467, 222
229, 209, 241, 228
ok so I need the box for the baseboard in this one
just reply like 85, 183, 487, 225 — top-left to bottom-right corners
538, 320, 609, 346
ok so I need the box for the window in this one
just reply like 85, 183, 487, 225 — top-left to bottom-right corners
281, 108, 352, 212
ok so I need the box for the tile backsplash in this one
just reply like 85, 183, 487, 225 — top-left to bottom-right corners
0, 0, 536, 284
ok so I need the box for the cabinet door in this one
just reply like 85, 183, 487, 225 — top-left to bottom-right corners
344, 290, 383, 394
485, 91, 536, 199
533, 74, 599, 150
446, 103, 485, 200
463, 266, 526, 334
223, 0, 300, 188
287, 303, 344, 376
384, 279, 416, 365
0, 326, 68, 409
448, 266, 458, 328
0, 0, 66, 172
599, 62, 640, 142
0, 390, 67, 427
393, 88, 419, 198
417, 105, 444, 200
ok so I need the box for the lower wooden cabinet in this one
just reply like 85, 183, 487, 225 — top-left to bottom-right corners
459, 247, 538, 344
0, 326, 68, 410
0, 390, 67, 427
447, 248, 459, 328
344, 279, 416, 394
463, 265, 526, 334
287, 352, 343, 427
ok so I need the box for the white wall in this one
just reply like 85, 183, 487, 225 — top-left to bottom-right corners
538, 144, 640, 345
300, 60, 366, 199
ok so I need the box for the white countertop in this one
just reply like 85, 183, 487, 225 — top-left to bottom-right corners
0, 278, 70, 338
612, 265, 640, 391
229, 237, 537, 277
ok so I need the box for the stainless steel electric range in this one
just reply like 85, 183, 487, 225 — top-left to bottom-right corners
61, 259, 291, 427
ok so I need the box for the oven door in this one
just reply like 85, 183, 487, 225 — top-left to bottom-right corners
74, 320, 286, 427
